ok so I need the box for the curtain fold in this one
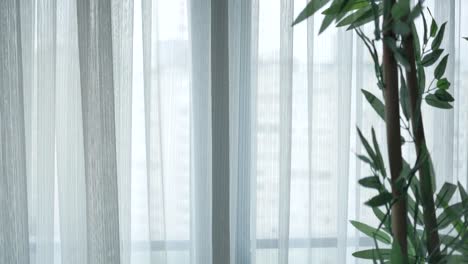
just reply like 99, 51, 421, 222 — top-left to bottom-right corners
211, 0, 231, 263
228, 0, 257, 263
1, 0, 468, 263
0, 1, 30, 263
35, 0, 56, 263
111, 0, 134, 263
278, 1, 293, 263
189, 0, 213, 263
76, 0, 121, 263
141, 0, 168, 262
56, 0, 88, 262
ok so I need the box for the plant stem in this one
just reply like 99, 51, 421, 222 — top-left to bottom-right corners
383, 0, 407, 258
402, 31, 441, 263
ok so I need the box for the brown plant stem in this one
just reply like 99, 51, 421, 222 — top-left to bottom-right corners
403, 33, 441, 263
383, 0, 407, 257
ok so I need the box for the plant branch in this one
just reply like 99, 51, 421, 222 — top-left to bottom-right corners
402, 23, 441, 263
383, 0, 407, 259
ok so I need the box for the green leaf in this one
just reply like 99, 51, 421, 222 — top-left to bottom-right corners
434, 54, 449, 79
399, 68, 410, 120
421, 11, 428, 44
350, 220, 392, 244
437, 78, 451, 90
393, 20, 410, 36
391, 240, 404, 264
371, 127, 386, 177
292, 0, 330, 26
431, 22, 447, 50
443, 255, 468, 264
458, 182, 468, 203
347, 6, 382, 30
457, 182, 468, 220
352, 249, 391, 260
425, 94, 452, 109
430, 18, 438, 37
417, 65, 426, 93
365, 192, 393, 207
372, 207, 392, 233
319, 14, 336, 34
337, 5, 372, 27
437, 202, 466, 232
362, 89, 385, 121
395, 157, 411, 192
323, 0, 368, 15
391, 0, 409, 20
421, 49, 444, 67
383, 37, 410, 70
408, 2, 423, 21
408, 195, 424, 225
435, 89, 454, 102
357, 154, 375, 168
436, 182, 457, 208
358, 176, 382, 189
411, 23, 421, 60
357, 127, 377, 164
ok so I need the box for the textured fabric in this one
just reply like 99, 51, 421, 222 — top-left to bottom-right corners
35, 0, 56, 263
76, 0, 121, 263
1, 0, 468, 264
56, 0, 88, 262
112, 0, 134, 263
0, 1, 30, 263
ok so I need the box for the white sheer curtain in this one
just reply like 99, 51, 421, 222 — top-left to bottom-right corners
1, 0, 468, 264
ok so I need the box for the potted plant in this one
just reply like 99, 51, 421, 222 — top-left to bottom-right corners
293, 0, 468, 263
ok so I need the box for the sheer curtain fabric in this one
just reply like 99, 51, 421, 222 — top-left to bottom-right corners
1, 0, 468, 264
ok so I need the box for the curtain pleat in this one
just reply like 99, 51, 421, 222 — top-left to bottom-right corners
228, 0, 256, 263
0, 1, 30, 263
305, 1, 315, 262
18, 0, 37, 261
35, 0, 56, 263
141, 0, 168, 262
335, 29, 353, 263
111, 0, 134, 263
250, 1, 260, 263
278, 0, 293, 263
76, 0, 121, 263
56, 0, 88, 263
189, 0, 213, 263
211, 0, 230, 263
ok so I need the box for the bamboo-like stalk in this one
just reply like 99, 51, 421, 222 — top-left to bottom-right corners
403, 32, 441, 263
383, 0, 407, 257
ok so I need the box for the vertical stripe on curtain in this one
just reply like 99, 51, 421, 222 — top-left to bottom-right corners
35, 0, 56, 263
0, 1, 30, 263
56, 0, 88, 262
211, 0, 231, 263
111, 0, 134, 263
141, 0, 168, 262
305, 1, 315, 262
278, 0, 293, 263
335, 29, 353, 263
76, 0, 121, 263
228, 0, 256, 263
189, 0, 213, 263
18, 1, 36, 260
